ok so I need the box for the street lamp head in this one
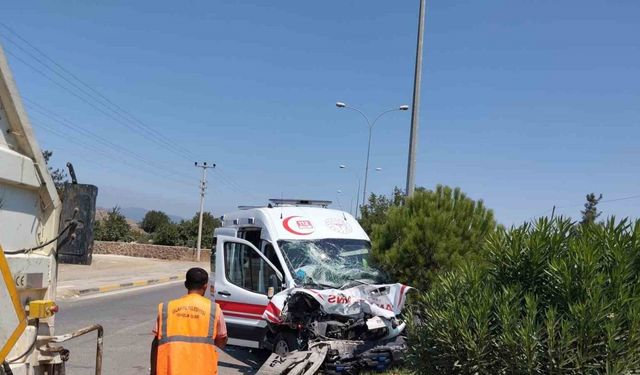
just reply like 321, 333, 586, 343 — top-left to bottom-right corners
336, 102, 346, 108
339, 164, 347, 169
399, 105, 409, 111
375, 167, 382, 171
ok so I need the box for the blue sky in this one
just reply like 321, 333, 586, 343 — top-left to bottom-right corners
2, 1, 638, 225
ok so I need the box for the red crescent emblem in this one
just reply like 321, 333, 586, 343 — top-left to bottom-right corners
283, 216, 314, 235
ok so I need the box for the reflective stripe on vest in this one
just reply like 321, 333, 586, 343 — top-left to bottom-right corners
158, 335, 216, 345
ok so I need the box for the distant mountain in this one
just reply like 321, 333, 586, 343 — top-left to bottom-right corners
117, 207, 148, 222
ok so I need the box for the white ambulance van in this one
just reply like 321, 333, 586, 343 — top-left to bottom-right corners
211, 199, 385, 350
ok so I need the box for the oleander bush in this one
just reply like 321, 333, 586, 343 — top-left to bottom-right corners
406, 217, 640, 374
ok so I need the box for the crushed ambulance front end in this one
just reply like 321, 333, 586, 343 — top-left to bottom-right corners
259, 283, 412, 374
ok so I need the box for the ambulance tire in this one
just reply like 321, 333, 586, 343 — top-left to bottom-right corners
273, 332, 300, 356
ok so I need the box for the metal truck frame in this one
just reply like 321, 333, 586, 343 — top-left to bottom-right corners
0, 44, 102, 375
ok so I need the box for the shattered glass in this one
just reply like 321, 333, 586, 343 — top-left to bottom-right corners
277, 238, 385, 288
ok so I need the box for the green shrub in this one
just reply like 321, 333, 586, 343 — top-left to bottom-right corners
140, 210, 171, 233
407, 217, 640, 374
94, 206, 131, 242
371, 185, 497, 290
153, 222, 180, 246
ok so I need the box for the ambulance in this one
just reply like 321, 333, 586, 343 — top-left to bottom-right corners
211, 199, 394, 351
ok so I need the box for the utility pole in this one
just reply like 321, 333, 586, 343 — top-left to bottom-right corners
406, 0, 426, 197
195, 162, 215, 262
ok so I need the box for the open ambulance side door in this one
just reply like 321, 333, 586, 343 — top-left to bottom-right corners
213, 235, 283, 348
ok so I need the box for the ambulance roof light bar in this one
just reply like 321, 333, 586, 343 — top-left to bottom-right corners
268, 199, 332, 208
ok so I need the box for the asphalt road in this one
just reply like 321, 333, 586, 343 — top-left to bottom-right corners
57, 282, 269, 375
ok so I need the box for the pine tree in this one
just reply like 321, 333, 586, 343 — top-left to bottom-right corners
580, 193, 603, 225
371, 185, 497, 290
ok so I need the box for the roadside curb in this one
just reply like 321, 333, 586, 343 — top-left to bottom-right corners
60, 275, 184, 298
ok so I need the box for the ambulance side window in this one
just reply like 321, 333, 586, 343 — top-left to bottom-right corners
238, 228, 261, 249
224, 242, 279, 294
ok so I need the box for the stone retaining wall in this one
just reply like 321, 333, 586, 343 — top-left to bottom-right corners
93, 241, 211, 263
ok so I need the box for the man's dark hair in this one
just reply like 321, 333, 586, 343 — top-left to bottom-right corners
185, 267, 209, 290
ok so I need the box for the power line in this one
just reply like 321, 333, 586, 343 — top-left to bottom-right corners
29, 99, 256, 200
525, 194, 640, 223
34, 122, 194, 188
3, 47, 183, 153
599, 194, 640, 204
29, 111, 193, 183
0, 24, 264, 203
23, 98, 195, 181
32, 120, 195, 189
3, 47, 195, 163
38, 127, 191, 189
28, 105, 233, 198
0, 23, 199, 161
29, 104, 254, 200
0, 25, 200, 162
213, 167, 264, 201
553, 194, 640, 211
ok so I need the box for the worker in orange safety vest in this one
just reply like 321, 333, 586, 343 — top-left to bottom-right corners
150, 267, 227, 375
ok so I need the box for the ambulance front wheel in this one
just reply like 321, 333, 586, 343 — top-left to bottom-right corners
273, 332, 300, 356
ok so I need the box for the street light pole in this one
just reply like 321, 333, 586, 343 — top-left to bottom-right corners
336, 103, 409, 206
195, 161, 215, 262
406, 0, 426, 197
363, 126, 373, 207
355, 178, 361, 218
339, 164, 381, 219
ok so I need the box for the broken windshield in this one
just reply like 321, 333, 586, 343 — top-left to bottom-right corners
277, 238, 385, 288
